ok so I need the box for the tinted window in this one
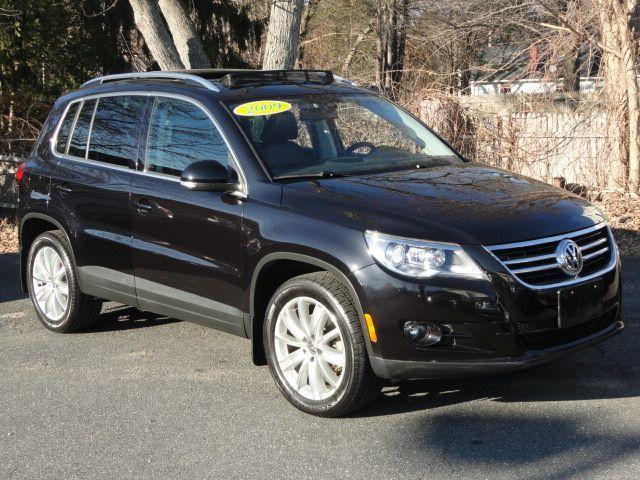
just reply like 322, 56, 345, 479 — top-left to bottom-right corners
68, 99, 97, 158
55, 102, 80, 154
145, 97, 229, 176
88, 96, 146, 167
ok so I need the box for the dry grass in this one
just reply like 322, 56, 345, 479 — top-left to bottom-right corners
0, 218, 18, 254
594, 192, 640, 257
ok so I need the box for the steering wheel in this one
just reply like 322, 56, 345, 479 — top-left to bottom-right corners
345, 141, 376, 156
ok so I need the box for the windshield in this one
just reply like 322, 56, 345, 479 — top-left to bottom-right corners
227, 94, 461, 179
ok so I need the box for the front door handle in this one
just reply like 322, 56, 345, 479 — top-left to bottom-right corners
135, 198, 154, 213
55, 185, 72, 194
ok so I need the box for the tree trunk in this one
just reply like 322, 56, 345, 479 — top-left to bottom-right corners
561, 0, 582, 94
376, 2, 391, 90
376, 0, 410, 98
158, 0, 210, 69
126, 22, 155, 72
296, 0, 319, 68
392, 0, 410, 86
622, 1, 640, 192
128, 0, 184, 70
597, 0, 640, 191
562, 39, 581, 94
263, 0, 305, 70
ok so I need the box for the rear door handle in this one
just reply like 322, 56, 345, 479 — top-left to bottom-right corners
135, 198, 154, 213
56, 185, 72, 194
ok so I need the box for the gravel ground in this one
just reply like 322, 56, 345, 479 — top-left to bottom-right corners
1, 250, 639, 480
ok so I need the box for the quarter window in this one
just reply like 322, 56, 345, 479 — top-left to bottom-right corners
145, 97, 229, 176
88, 96, 146, 167
68, 99, 97, 158
55, 103, 80, 154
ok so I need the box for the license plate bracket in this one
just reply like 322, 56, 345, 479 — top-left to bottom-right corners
558, 280, 603, 329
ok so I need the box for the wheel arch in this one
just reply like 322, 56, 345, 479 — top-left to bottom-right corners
19, 213, 73, 292
248, 252, 372, 365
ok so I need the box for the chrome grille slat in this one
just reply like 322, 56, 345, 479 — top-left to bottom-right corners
504, 252, 557, 266
510, 262, 560, 274
485, 225, 604, 251
583, 246, 609, 261
580, 237, 607, 251
484, 223, 616, 289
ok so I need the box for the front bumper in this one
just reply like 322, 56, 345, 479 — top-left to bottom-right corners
350, 245, 622, 380
369, 319, 624, 380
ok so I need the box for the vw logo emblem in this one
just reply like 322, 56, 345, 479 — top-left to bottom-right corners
555, 239, 583, 276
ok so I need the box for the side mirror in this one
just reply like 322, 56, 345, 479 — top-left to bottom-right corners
180, 160, 239, 192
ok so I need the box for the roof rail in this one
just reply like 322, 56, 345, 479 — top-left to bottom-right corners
80, 72, 223, 92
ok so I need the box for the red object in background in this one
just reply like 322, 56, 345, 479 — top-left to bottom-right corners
14, 162, 26, 183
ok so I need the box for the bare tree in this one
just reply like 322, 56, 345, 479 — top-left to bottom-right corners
342, 23, 374, 74
128, 0, 184, 70
596, 0, 640, 191
559, 0, 582, 93
263, 0, 305, 69
158, 0, 211, 69
297, 0, 320, 67
376, 0, 410, 97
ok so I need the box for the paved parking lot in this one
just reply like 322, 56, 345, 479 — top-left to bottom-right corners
1, 251, 639, 480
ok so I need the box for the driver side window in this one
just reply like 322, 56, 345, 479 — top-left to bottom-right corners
145, 97, 230, 177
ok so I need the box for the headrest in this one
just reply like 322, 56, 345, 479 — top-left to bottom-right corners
261, 111, 299, 143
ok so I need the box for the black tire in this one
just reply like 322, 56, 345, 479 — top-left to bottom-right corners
26, 230, 102, 333
264, 272, 381, 417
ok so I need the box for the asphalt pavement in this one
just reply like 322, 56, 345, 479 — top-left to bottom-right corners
1, 251, 639, 480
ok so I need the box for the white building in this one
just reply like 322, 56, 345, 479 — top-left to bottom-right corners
469, 77, 605, 96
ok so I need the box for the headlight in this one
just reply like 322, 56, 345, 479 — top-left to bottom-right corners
364, 231, 485, 279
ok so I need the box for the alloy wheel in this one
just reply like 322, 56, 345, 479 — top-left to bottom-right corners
32, 246, 69, 323
273, 296, 347, 401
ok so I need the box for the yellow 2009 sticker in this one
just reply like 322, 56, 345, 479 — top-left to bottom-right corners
233, 100, 292, 117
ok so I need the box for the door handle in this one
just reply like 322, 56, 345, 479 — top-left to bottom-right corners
55, 185, 73, 194
135, 198, 154, 213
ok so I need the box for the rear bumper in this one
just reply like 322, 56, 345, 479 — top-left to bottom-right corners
370, 320, 624, 380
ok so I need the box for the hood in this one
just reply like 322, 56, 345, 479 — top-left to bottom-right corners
281, 163, 605, 245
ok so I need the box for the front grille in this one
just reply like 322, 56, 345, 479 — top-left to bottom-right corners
485, 224, 615, 288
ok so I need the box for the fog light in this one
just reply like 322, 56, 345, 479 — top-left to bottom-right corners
403, 321, 443, 346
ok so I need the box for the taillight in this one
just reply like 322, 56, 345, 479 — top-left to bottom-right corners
15, 162, 26, 183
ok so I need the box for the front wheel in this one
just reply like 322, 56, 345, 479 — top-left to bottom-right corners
264, 272, 381, 417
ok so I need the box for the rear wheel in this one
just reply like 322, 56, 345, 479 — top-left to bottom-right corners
264, 272, 381, 417
27, 231, 102, 333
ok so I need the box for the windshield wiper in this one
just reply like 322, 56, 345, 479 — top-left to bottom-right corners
273, 171, 347, 181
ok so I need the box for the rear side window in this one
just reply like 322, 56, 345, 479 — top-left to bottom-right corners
68, 99, 97, 158
88, 96, 146, 167
145, 97, 229, 176
55, 103, 80, 154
